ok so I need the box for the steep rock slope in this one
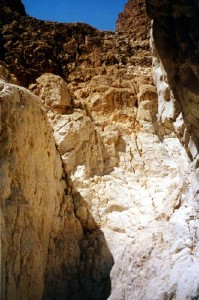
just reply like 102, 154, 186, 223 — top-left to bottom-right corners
31, 68, 199, 300
116, 0, 150, 41
0, 1, 151, 298
109, 1, 199, 299
0, 72, 113, 300
0, 0, 26, 60
0, 78, 75, 299
0, 0, 151, 87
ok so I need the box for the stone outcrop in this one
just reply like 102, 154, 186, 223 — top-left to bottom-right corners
30, 67, 199, 300
0, 73, 113, 300
0, 0, 152, 87
30, 73, 71, 113
1, 0, 199, 300
0, 78, 75, 299
116, 0, 151, 41
0, 0, 26, 27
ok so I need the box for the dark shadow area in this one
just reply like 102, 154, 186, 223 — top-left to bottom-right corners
0, 34, 5, 61
78, 229, 113, 300
115, 136, 126, 153
146, 0, 199, 161
43, 185, 114, 300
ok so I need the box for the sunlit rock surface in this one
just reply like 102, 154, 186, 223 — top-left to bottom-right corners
108, 1, 199, 299
31, 65, 199, 300
0, 78, 79, 299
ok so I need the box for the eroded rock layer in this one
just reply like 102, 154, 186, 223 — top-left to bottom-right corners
0, 7, 151, 87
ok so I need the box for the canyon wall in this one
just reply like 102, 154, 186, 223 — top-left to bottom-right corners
0, 68, 113, 300
109, 1, 199, 299
0, 5, 150, 88
1, 0, 199, 299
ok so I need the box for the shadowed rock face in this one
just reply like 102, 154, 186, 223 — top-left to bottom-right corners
0, 0, 26, 59
0, 0, 26, 26
146, 0, 199, 162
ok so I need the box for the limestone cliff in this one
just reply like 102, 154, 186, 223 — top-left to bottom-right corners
109, 1, 199, 299
0, 71, 113, 300
1, 0, 199, 300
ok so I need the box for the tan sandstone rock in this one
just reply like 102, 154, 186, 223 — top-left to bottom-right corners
30, 73, 71, 114
0, 79, 83, 299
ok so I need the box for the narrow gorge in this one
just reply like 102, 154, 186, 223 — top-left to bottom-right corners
0, 0, 199, 299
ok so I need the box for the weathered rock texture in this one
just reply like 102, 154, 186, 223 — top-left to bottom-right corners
108, 1, 199, 299
1, 0, 199, 300
0, 79, 72, 299
0, 0, 26, 27
0, 75, 113, 300
116, 0, 150, 40
0, 0, 151, 87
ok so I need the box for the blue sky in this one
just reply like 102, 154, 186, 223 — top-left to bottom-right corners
22, 0, 128, 31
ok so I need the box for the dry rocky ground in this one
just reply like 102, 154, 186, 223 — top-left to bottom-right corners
0, 0, 199, 300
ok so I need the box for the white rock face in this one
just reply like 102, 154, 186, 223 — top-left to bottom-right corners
31, 69, 199, 299
50, 112, 105, 177
108, 55, 199, 300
